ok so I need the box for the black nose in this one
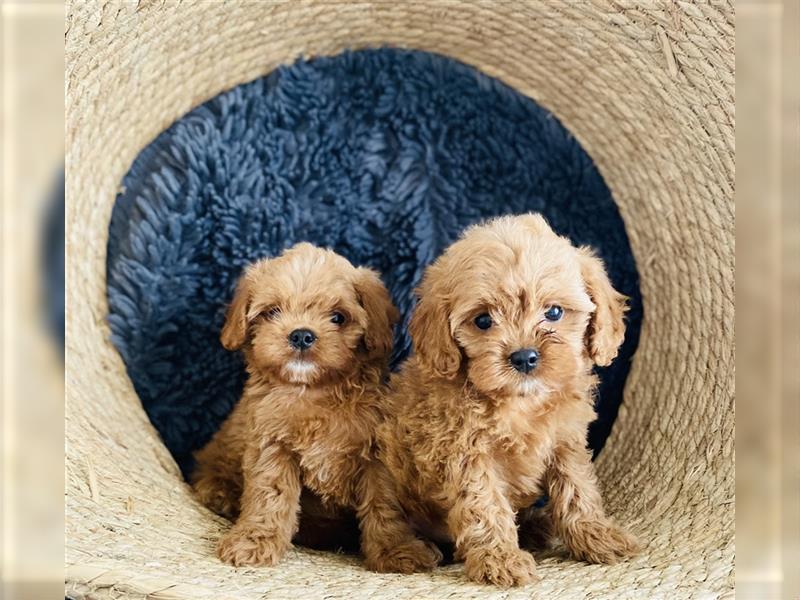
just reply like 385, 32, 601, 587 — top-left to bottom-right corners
289, 329, 316, 351
509, 348, 539, 374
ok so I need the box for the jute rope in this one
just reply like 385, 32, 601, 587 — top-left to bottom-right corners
65, 2, 734, 598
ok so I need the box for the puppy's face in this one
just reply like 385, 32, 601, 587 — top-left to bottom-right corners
410, 215, 627, 401
221, 243, 398, 385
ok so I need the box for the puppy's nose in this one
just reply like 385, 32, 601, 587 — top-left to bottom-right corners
509, 348, 539, 374
289, 329, 316, 351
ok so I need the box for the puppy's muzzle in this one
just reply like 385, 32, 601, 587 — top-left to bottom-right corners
509, 348, 539, 374
289, 328, 316, 351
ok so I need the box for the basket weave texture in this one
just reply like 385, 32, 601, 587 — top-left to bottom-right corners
65, 2, 735, 599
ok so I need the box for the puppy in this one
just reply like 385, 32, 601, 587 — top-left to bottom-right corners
192, 242, 441, 573
378, 215, 640, 587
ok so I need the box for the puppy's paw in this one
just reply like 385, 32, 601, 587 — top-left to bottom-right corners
217, 523, 289, 567
197, 487, 239, 519
464, 547, 539, 588
564, 520, 641, 564
365, 538, 443, 573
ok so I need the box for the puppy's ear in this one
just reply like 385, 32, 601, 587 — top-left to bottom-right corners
220, 270, 254, 351
578, 248, 628, 366
354, 267, 399, 360
409, 276, 461, 379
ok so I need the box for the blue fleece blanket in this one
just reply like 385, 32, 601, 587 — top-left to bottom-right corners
106, 49, 642, 476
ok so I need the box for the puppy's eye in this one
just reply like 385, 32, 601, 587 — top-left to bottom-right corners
474, 313, 493, 330
544, 305, 564, 322
263, 306, 281, 320
330, 311, 346, 325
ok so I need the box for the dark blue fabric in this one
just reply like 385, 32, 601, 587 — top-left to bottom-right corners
106, 48, 642, 476
45, 171, 65, 356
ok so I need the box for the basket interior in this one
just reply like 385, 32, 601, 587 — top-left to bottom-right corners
105, 48, 642, 476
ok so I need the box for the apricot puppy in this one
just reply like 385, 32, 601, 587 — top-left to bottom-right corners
379, 215, 640, 587
192, 243, 440, 573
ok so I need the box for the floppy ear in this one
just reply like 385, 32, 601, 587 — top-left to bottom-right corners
578, 247, 628, 366
354, 267, 399, 361
220, 270, 254, 351
409, 275, 461, 379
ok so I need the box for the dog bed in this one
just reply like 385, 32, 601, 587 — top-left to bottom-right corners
105, 47, 642, 477
65, 3, 734, 599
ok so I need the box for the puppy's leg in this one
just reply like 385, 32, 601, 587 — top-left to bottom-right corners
192, 405, 248, 519
192, 436, 242, 519
358, 461, 442, 574
217, 442, 301, 567
546, 442, 640, 564
447, 454, 538, 587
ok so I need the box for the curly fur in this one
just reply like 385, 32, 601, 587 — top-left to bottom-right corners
192, 243, 440, 573
378, 215, 640, 587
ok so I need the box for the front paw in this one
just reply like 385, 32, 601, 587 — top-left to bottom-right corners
217, 523, 289, 567
564, 520, 640, 564
464, 547, 539, 588
365, 538, 443, 574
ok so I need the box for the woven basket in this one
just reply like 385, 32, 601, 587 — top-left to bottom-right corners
65, 2, 735, 598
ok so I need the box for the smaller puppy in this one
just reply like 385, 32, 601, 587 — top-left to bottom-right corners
192, 243, 440, 573
379, 215, 640, 587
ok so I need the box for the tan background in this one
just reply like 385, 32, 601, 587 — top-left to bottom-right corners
0, 1, 64, 599
736, 0, 799, 598
0, 0, 797, 598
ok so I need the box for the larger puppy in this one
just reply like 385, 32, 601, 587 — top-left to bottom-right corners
193, 243, 440, 573
379, 215, 639, 587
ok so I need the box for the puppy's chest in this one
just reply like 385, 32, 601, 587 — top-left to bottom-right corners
491, 412, 559, 508
277, 406, 375, 505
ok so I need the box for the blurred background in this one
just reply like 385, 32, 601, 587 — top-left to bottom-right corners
1, 1, 64, 599
0, 1, 798, 598
737, 1, 799, 599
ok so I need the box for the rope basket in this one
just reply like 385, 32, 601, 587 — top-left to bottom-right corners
65, 2, 734, 599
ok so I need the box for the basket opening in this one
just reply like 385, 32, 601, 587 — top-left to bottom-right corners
105, 48, 642, 476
